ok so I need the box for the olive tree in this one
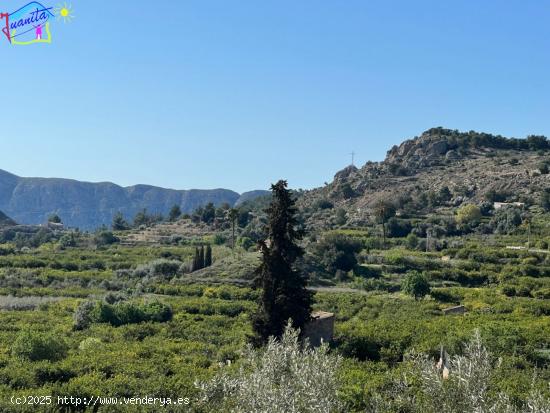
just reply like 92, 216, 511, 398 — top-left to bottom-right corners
196, 323, 343, 413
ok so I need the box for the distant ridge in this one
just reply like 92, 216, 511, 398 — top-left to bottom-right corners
0, 210, 16, 228
0, 169, 268, 230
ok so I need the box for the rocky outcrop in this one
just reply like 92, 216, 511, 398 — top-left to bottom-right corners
385, 130, 463, 171
334, 165, 359, 182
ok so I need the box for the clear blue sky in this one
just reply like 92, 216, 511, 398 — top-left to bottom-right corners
1, 0, 549, 193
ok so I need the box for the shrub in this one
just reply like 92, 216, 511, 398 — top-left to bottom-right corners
93, 230, 119, 246
73, 300, 97, 330
98, 301, 172, 327
334, 209, 347, 226
58, 232, 78, 248
133, 259, 181, 279
314, 199, 334, 210
340, 183, 356, 200
369, 331, 550, 413
312, 233, 363, 274
386, 218, 412, 238
406, 233, 419, 250
490, 206, 522, 234
533, 289, 550, 300
213, 234, 227, 245
401, 271, 430, 300
149, 259, 181, 277
456, 204, 482, 225
196, 323, 343, 413
485, 189, 508, 203
238, 237, 255, 251
501, 285, 516, 297
12, 331, 68, 362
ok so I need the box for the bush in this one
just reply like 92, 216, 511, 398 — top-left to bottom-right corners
406, 233, 419, 250
501, 285, 516, 297
58, 232, 78, 248
386, 218, 412, 238
334, 209, 347, 226
97, 301, 172, 327
238, 237, 255, 251
148, 259, 181, 277
313, 199, 334, 210
401, 271, 430, 300
74, 300, 172, 329
213, 234, 227, 245
12, 331, 68, 362
340, 183, 356, 200
196, 323, 343, 413
93, 230, 119, 246
369, 331, 550, 413
490, 206, 522, 234
312, 233, 363, 274
73, 301, 97, 330
456, 204, 482, 225
133, 259, 181, 279
485, 189, 508, 203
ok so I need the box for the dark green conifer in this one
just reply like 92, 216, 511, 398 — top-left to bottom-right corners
252, 180, 312, 345
199, 246, 205, 269
205, 245, 212, 267
192, 247, 201, 272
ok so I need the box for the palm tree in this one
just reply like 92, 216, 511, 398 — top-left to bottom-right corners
226, 208, 239, 250
373, 200, 396, 245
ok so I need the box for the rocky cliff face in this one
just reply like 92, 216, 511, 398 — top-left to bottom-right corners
385, 129, 466, 170
0, 169, 264, 230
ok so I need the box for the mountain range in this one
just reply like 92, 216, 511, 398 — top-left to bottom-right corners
0, 169, 268, 230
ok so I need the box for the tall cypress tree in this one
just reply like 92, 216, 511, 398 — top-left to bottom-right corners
199, 246, 205, 269
192, 247, 200, 272
252, 180, 312, 344
205, 245, 212, 267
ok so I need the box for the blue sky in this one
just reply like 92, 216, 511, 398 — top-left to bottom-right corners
1, 1, 549, 193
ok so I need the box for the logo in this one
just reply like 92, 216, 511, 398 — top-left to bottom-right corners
1, 1, 74, 45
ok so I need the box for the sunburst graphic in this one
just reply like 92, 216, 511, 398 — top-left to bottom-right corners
55, 3, 75, 23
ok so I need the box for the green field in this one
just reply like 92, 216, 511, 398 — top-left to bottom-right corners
0, 225, 548, 412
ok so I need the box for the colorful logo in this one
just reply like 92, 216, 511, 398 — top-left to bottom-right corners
1, 2, 74, 45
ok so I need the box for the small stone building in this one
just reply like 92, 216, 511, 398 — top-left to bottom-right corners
303, 311, 335, 347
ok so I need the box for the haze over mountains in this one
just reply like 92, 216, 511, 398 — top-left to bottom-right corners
0, 169, 268, 230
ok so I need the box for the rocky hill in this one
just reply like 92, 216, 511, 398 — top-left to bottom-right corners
298, 128, 550, 229
0, 169, 266, 230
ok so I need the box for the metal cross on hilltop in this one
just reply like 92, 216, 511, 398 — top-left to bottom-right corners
350, 151, 356, 166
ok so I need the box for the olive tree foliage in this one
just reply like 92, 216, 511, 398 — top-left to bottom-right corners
368, 331, 550, 413
402, 271, 430, 300
196, 323, 344, 413
456, 204, 482, 225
